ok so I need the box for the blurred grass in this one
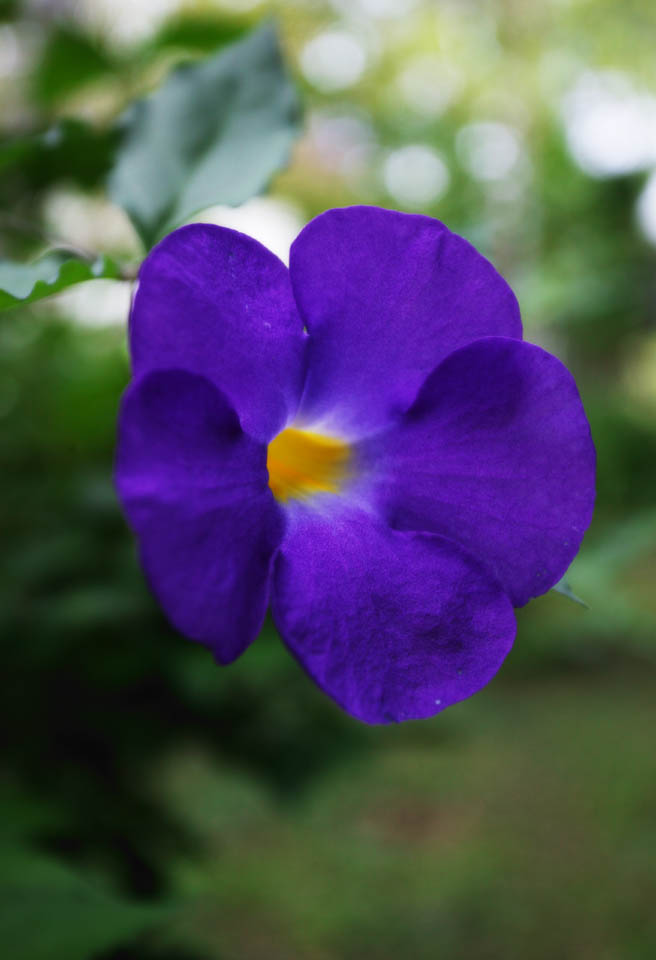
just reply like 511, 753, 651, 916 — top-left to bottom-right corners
1, 0, 656, 958
1, 307, 654, 959
162, 670, 656, 960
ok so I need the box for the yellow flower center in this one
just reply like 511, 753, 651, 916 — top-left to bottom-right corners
267, 427, 351, 502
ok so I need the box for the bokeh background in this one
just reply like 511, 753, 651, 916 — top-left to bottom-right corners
2, 0, 656, 957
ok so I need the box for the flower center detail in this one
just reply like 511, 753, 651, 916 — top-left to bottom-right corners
267, 427, 351, 502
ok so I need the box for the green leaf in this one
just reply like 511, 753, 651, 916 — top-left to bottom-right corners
108, 24, 302, 248
0, 844, 169, 960
0, 252, 120, 311
31, 24, 117, 107
551, 576, 589, 608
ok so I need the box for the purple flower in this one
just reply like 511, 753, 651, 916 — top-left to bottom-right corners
116, 206, 595, 724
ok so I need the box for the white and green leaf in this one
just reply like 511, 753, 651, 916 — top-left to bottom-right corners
0, 252, 120, 311
108, 24, 302, 249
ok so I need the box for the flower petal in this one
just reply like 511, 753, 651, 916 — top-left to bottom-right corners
289, 206, 521, 438
130, 223, 306, 443
116, 369, 284, 663
271, 502, 515, 724
365, 337, 596, 607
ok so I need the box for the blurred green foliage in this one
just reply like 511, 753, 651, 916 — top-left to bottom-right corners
1, 842, 169, 960
32, 25, 119, 108
148, 13, 249, 54
0, 1, 655, 958
0, 119, 119, 191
